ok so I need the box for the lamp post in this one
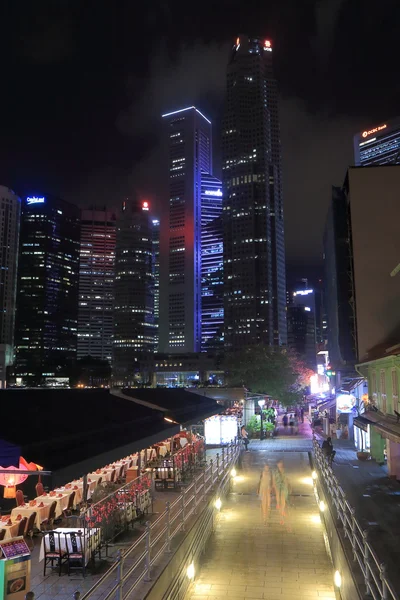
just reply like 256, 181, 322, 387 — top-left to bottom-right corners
258, 399, 265, 440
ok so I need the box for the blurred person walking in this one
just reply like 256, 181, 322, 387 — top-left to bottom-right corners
258, 465, 272, 524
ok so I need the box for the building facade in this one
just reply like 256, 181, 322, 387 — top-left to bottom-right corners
200, 174, 224, 353
0, 186, 21, 387
112, 200, 156, 386
15, 194, 80, 385
222, 35, 286, 351
152, 218, 160, 352
354, 118, 400, 166
77, 208, 116, 363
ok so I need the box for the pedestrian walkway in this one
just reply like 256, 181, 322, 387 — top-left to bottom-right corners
314, 430, 400, 590
185, 449, 336, 600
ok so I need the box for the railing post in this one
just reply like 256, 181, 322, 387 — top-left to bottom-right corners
143, 521, 152, 582
222, 446, 225, 472
202, 467, 206, 501
115, 549, 124, 600
165, 501, 172, 553
363, 530, 371, 595
216, 453, 220, 478
350, 507, 357, 561
380, 563, 389, 600
181, 489, 186, 531
210, 459, 214, 487
194, 477, 198, 514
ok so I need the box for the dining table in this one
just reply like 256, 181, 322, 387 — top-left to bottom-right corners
0, 517, 20, 540
34, 490, 73, 519
39, 527, 101, 565
10, 503, 50, 530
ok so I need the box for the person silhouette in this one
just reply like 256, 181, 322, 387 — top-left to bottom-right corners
258, 465, 272, 524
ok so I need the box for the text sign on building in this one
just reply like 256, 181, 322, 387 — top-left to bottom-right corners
204, 189, 222, 197
361, 124, 387, 139
26, 196, 45, 205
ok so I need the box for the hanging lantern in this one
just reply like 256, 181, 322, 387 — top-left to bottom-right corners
0, 456, 42, 498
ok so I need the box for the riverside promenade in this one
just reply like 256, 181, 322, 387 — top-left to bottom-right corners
185, 443, 336, 600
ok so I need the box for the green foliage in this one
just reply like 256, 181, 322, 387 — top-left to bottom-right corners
246, 415, 260, 434
224, 345, 308, 406
263, 407, 276, 424
264, 421, 275, 433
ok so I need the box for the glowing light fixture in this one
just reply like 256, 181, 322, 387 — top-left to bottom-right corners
215, 497, 222, 511
231, 468, 237, 478
161, 106, 211, 125
319, 500, 325, 512
187, 562, 195, 580
334, 570, 342, 588
311, 470, 317, 480
142, 201, 149, 211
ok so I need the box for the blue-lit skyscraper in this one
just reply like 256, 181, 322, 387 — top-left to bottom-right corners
152, 218, 160, 351
200, 175, 224, 352
354, 118, 400, 166
159, 106, 212, 353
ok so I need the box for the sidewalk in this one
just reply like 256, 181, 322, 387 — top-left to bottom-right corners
314, 431, 400, 591
186, 449, 336, 600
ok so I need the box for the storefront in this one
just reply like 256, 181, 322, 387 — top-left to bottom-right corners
353, 416, 371, 452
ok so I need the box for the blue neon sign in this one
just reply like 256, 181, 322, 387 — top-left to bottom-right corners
26, 196, 45, 205
204, 189, 222, 197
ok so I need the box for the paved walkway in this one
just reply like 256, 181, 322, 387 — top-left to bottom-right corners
186, 448, 336, 600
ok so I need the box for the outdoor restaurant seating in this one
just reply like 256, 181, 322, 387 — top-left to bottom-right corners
0, 529, 5, 541
63, 491, 75, 518
16, 516, 27, 537
41, 500, 57, 531
36, 481, 44, 496
25, 511, 37, 548
65, 531, 85, 576
15, 489, 25, 507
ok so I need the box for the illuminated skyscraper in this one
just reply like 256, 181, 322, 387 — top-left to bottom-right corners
200, 174, 224, 352
0, 186, 21, 387
15, 194, 80, 385
160, 106, 212, 353
222, 35, 286, 350
77, 208, 116, 362
112, 200, 156, 386
152, 218, 160, 351
354, 118, 400, 166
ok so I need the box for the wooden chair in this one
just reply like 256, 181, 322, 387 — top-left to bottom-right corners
36, 482, 44, 497
65, 531, 85, 576
43, 531, 68, 576
41, 501, 57, 531
16, 517, 27, 537
0, 529, 5, 541
15, 490, 25, 507
110, 470, 116, 483
63, 491, 75, 518
25, 512, 37, 548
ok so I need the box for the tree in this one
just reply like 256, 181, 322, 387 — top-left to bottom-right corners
224, 345, 304, 406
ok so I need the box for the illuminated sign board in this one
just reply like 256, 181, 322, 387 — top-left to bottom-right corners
336, 394, 356, 414
142, 201, 149, 211
204, 189, 222, 197
361, 124, 387, 139
293, 289, 313, 296
26, 196, 45, 205
264, 40, 272, 51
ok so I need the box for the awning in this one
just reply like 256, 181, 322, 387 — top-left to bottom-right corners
361, 410, 400, 444
354, 416, 370, 433
339, 377, 365, 393
316, 397, 336, 411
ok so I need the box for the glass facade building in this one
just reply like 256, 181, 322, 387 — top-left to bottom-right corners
354, 119, 400, 166
77, 208, 116, 362
200, 174, 224, 352
160, 106, 212, 353
0, 186, 21, 387
112, 200, 157, 386
15, 194, 80, 385
222, 35, 286, 351
152, 218, 160, 352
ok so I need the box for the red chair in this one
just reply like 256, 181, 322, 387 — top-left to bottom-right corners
16, 517, 27, 537
0, 529, 5, 541
36, 482, 44, 497
15, 490, 25, 507
25, 511, 37, 548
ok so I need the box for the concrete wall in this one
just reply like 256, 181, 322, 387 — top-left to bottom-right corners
348, 166, 400, 361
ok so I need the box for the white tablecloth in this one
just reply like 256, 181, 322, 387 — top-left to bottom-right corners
55, 486, 82, 506
0, 520, 20, 540
11, 504, 50, 529
34, 492, 72, 518
39, 527, 101, 565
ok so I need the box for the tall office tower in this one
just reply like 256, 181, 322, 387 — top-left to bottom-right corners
200, 174, 224, 352
288, 288, 317, 369
112, 200, 156, 386
0, 186, 21, 387
222, 35, 286, 351
152, 218, 160, 352
354, 118, 400, 166
160, 106, 212, 353
15, 194, 80, 386
77, 208, 116, 362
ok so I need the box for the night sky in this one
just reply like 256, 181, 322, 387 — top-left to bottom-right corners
2, 0, 400, 265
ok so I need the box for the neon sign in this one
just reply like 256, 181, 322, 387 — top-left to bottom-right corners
142, 201, 149, 211
293, 289, 313, 296
361, 124, 387, 138
204, 189, 222, 197
26, 196, 45, 205
264, 40, 272, 51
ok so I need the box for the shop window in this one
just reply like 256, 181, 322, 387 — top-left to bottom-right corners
380, 370, 387, 413
392, 369, 399, 413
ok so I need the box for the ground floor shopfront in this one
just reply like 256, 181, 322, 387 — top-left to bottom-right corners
357, 412, 400, 479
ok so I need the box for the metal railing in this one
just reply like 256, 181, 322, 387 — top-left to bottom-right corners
312, 436, 399, 600
76, 441, 240, 600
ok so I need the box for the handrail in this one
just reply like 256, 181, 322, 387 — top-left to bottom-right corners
76, 441, 240, 600
312, 436, 399, 600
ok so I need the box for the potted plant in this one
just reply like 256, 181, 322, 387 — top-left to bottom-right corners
265, 422, 275, 438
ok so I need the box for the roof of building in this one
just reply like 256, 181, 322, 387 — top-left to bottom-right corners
0, 389, 176, 472
120, 388, 222, 426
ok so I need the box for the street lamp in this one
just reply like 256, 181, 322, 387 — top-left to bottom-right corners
258, 399, 265, 440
